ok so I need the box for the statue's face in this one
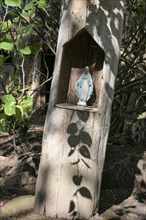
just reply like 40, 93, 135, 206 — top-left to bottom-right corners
85, 66, 89, 74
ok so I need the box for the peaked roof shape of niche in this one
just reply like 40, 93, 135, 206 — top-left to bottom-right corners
55, 28, 105, 112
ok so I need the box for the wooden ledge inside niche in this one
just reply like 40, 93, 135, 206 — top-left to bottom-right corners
55, 103, 98, 112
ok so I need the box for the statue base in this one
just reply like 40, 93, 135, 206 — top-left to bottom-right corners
77, 100, 87, 106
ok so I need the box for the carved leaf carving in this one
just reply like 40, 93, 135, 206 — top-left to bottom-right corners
78, 187, 92, 199
69, 200, 75, 213
73, 175, 82, 186
79, 145, 90, 159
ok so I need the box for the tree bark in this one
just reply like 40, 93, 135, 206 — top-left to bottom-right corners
35, 0, 125, 219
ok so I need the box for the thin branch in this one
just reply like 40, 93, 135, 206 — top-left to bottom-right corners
2, 5, 8, 24
51, 0, 61, 12
114, 96, 125, 108
20, 55, 26, 97
115, 76, 146, 94
42, 50, 50, 79
121, 19, 145, 58
30, 76, 52, 96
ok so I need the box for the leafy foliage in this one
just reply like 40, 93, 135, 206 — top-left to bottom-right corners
0, 42, 13, 50
0, 94, 33, 133
0, 0, 60, 136
5, 0, 21, 8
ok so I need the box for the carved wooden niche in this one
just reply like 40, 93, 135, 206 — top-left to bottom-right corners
55, 29, 105, 112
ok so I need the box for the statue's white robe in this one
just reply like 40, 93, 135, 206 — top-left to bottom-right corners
76, 71, 93, 105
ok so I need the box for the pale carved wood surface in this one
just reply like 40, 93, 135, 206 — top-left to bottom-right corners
35, 0, 125, 219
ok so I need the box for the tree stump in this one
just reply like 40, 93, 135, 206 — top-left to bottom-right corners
35, 0, 125, 219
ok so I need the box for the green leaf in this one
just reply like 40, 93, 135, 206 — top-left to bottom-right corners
22, 6, 36, 17
0, 42, 13, 51
2, 20, 12, 32
8, 11, 18, 18
19, 96, 33, 110
13, 17, 20, 23
38, 0, 46, 8
17, 26, 26, 35
4, 55, 11, 62
0, 113, 7, 120
1, 94, 16, 104
0, 114, 8, 132
7, 12, 20, 23
15, 105, 24, 119
5, 34, 13, 42
0, 55, 4, 66
29, 42, 40, 54
24, 1, 34, 10
4, 103, 16, 116
17, 23, 34, 35
5, 0, 21, 8
19, 46, 31, 55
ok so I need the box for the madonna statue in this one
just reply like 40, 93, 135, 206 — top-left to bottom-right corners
75, 66, 93, 106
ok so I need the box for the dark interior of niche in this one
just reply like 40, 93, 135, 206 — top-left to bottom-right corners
56, 29, 105, 107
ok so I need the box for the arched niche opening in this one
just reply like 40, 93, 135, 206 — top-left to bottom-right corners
55, 28, 105, 112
